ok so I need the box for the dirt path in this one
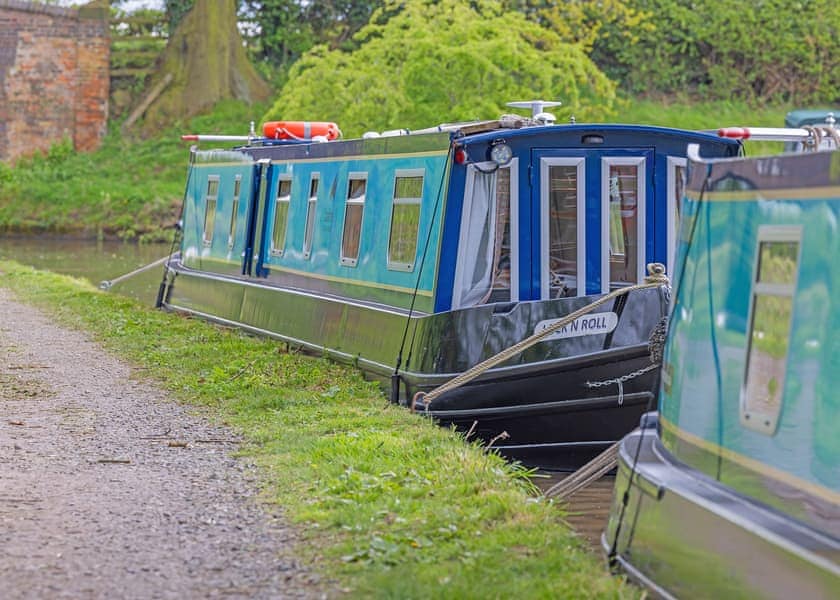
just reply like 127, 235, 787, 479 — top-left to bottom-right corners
0, 288, 325, 599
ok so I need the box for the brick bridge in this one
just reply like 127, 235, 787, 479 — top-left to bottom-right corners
0, 0, 109, 163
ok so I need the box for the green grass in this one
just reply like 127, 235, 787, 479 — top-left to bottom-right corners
0, 261, 636, 599
0, 98, 796, 241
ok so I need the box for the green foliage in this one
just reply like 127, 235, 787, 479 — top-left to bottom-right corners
0, 101, 263, 240
240, 0, 383, 88
265, 0, 617, 137
594, 0, 840, 104
0, 262, 637, 598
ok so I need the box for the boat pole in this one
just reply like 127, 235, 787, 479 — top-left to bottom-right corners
99, 254, 173, 290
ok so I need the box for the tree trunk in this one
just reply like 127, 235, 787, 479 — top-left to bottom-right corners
136, 0, 271, 133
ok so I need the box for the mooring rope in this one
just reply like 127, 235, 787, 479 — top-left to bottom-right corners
542, 442, 619, 500
411, 263, 670, 411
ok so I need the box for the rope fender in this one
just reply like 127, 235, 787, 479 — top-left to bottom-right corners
411, 263, 669, 412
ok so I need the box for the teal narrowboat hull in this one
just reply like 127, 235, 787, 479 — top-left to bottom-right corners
604, 415, 839, 599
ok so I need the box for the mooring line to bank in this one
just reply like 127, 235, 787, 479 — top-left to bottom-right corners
411, 263, 670, 411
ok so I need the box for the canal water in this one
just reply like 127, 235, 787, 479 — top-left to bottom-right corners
0, 236, 617, 554
0, 237, 170, 305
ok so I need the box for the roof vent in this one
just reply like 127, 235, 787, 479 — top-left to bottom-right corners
507, 100, 562, 124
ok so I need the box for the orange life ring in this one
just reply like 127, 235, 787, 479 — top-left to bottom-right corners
262, 121, 341, 141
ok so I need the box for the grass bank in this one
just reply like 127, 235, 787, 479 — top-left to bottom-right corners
0, 99, 791, 241
0, 261, 635, 599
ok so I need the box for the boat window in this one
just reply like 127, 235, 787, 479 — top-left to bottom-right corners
602, 157, 645, 291
340, 174, 367, 267
303, 174, 319, 259
270, 176, 292, 256
452, 161, 518, 307
541, 158, 584, 299
203, 176, 219, 246
387, 170, 424, 271
741, 226, 801, 435
228, 175, 241, 249
666, 157, 687, 270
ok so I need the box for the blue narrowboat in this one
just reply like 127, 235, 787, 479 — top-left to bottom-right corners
603, 119, 839, 596
159, 102, 740, 468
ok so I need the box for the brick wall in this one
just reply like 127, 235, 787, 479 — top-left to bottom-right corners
0, 1, 109, 163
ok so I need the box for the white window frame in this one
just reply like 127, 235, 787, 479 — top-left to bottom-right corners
600, 156, 646, 293
203, 175, 220, 247
270, 174, 292, 256
666, 156, 687, 272
228, 174, 242, 250
740, 225, 801, 436
387, 168, 425, 272
340, 172, 367, 267
303, 173, 319, 259
540, 157, 585, 299
451, 161, 519, 307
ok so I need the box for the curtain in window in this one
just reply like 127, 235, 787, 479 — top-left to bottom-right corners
454, 167, 497, 307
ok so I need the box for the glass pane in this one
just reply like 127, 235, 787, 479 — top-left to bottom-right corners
233, 177, 241, 198
309, 177, 319, 198
548, 165, 577, 296
304, 198, 316, 255
744, 294, 792, 428
342, 203, 363, 262
207, 180, 218, 196
491, 167, 511, 300
388, 203, 420, 267
608, 164, 639, 286
758, 241, 798, 284
673, 165, 685, 238
349, 178, 366, 200
395, 176, 423, 199
278, 178, 291, 199
228, 198, 238, 247
203, 198, 216, 245
272, 201, 288, 253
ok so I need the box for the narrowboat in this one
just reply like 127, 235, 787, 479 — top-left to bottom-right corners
158, 102, 741, 468
603, 120, 839, 596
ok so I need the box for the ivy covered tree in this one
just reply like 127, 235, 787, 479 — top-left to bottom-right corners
264, 0, 617, 138
137, 0, 271, 132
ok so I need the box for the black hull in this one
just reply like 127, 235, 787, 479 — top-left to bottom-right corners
410, 347, 657, 470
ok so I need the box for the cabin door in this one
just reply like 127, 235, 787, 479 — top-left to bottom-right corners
242, 159, 272, 277
530, 149, 654, 299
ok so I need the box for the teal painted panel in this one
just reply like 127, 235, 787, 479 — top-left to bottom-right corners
661, 193, 840, 495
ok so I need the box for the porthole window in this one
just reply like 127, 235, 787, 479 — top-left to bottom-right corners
340, 174, 367, 267
741, 226, 801, 435
270, 176, 292, 256
203, 176, 219, 246
387, 170, 424, 271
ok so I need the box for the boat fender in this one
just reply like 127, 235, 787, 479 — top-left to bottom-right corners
262, 121, 341, 141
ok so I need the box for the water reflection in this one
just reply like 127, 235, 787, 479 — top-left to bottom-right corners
0, 237, 171, 305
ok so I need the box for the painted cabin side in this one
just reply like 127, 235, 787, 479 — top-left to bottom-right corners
660, 149, 840, 530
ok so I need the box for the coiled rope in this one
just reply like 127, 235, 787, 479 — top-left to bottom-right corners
411, 263, 670, 411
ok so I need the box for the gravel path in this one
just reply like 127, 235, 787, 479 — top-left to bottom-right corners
0, 288, 325, 599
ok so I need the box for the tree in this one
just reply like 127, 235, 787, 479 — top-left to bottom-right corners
136, 0, 271, 132
264, 0, 616, 138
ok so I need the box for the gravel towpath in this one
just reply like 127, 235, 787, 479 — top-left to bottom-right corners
0, 288, 325, 599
